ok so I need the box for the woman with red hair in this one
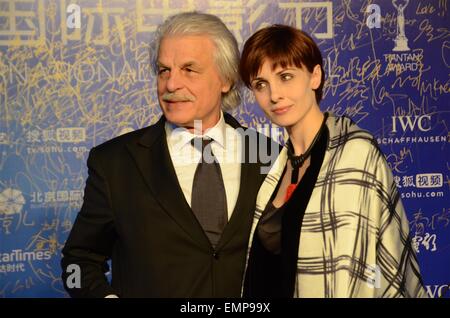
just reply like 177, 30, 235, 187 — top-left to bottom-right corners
239, 25, 426, 298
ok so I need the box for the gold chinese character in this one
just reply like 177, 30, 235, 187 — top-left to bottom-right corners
279, 1, 333, 39
207, 0, 244, 42
84, 0, 125, 45
0, 0, 45, 46
136, 0, 195, 33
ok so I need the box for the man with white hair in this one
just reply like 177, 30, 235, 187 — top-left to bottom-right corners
61, 12, 277, 297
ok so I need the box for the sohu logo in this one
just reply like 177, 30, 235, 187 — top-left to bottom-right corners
391, 115, 431, 132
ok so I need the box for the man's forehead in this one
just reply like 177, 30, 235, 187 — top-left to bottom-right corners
157, 60, 199, 68
160, 34, 214, 49
157, 35, 215, 65
161, 33, 213, 42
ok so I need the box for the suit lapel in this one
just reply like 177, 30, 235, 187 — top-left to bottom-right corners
126, 112, 268, 251
126, 116, 211, 250
216, 113, 259, 249
217, 160, 253, 249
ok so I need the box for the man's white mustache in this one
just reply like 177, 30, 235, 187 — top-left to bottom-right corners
162, 92, 196, 102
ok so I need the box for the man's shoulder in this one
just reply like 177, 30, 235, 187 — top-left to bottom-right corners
236, 126, 281, 149
92, 118, 164, 154
224, 112, 281, 149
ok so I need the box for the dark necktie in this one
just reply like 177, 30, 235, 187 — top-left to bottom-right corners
191, 138, 228, 248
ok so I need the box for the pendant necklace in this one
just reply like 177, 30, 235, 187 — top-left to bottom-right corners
284, 114, 327, 202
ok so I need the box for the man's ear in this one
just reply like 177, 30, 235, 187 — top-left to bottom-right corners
310, 65, 322, 90
221, 81, 232, 93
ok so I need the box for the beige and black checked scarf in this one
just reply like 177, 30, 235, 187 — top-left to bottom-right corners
243, 113, 428, 298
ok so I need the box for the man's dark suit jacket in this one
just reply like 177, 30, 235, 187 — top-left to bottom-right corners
61, 112, 277, 297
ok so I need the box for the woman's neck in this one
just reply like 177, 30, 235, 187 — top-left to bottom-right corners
287, 108, 324, 155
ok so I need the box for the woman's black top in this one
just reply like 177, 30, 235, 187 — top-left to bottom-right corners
243, 125, 329, 297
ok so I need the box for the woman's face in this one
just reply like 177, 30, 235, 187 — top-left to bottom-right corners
250, 59, 321, 129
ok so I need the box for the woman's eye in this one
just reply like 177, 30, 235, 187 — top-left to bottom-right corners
281, 73, 293, 81
253, 81, 267, 91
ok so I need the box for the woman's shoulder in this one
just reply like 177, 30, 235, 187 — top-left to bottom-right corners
326, 113, 379, 151
325, 113, 386, 168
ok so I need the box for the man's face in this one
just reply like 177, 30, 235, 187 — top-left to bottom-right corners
157, 35, 231, 131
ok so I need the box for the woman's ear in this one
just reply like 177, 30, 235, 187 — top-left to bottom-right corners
310, 64, 322, 90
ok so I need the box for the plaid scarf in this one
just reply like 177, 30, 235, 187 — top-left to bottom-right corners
243, 113, 427, 298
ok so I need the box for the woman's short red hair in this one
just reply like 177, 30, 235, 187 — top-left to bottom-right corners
239, 24, 325, 104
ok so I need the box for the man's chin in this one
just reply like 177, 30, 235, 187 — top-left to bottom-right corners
163, 113, 195, 129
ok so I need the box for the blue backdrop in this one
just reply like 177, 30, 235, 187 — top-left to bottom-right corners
0, 0, 449, 297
